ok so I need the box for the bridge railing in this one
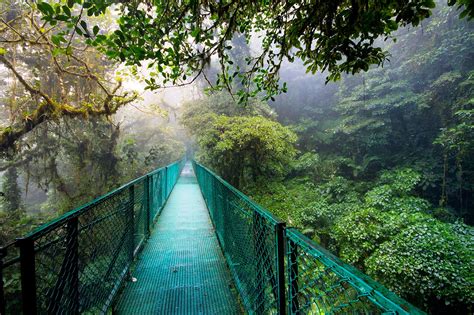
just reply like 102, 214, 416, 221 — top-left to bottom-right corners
193, 161, 425, 315
0, 158, 185, 315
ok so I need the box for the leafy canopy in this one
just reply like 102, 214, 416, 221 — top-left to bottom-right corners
196, 115, 297, 187
35, 0, 473, 102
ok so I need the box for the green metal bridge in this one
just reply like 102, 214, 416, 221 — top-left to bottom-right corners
0, 160, 424, 314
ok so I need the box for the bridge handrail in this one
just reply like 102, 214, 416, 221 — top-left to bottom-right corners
192, 160, 425, 315
0, 158, 185, 315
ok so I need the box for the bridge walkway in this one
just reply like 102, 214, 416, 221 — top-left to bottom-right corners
114, 163, 240, 314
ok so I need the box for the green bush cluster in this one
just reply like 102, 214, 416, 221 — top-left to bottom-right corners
249, 167, 474, 313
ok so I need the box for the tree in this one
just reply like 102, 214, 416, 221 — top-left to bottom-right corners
0, 0, 137, 151
433, 71, 474, 221
197, 115, 297, 187
181, 91, 275, 136
270, 2, 474, 222
38, 0, 473, 103
1, 166, 22, 213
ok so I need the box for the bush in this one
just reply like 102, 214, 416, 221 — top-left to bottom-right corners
366, 220, 474, 313
332, 207, 428, 267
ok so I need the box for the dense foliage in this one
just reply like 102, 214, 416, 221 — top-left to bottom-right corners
0, 116, 185, 244
274, 2, 474, 224
181, 92, 295, 187
34, 0, 473, 103
0, 1, 185, 244
0, 0, 472, 314
186, 3, 473, 313
198, 115, 297, 187
0, 0, 136, 151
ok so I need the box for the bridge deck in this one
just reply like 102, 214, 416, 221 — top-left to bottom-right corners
114, 164, 240, 314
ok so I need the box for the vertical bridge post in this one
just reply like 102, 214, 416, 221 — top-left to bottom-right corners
164, 167, 168, 198
69, 218, 80, 315
47, 218, 80, 314
252, 212, 264, 313
288, 239, 299, 314
275, 223, 286, 315
128, 185, 135, 261
18, 237, 37, 315
145, 175, 151, 237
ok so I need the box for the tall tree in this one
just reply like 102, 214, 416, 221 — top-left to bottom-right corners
1, 166, 22, 213
0, 0, 137, 151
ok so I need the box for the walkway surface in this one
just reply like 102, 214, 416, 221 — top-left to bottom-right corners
115, 163, 240, 314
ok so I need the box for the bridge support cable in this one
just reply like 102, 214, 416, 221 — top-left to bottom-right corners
193, 161, 426, 315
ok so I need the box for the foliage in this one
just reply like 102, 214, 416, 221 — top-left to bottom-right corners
366, 220, 474, 312
246, 178, 320, 226
118, 121, 185, 177
247, 175, 363, 249
0, 209, 52, 246
249, 163, 473, 313
433, 72, 474, 217
144, 141, 185, 168
333, 207, 428, 266
0, 114, 185, 245
0, 0, 471, 313
326, 169, 473, 312
197, 115, 297, 187
272, 2, 474, 223
181, 91, 275, 136
36, 0, 474, 102
290, 151, 343, 182
0, 0, 137, 151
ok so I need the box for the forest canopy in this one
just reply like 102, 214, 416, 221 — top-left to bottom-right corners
0, 0, 137, 151
33, 0, 474, 103
1, 0, 473, 150
1, 0, 473, 314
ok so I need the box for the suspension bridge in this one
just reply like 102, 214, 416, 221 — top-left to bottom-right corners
0, 160, 424, 314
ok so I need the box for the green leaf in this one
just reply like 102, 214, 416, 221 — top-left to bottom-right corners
95, 34, 106, 43
80, 20, 88, 32
56, 15, 69, 21
37, 2, 54, 15
93, 25, 100, 36
62, 5, 71, 17
191, 28, 200, 38
106, 50, 119, 58
0, 47, 6, 55
51, 47, 63, 57
51, 35, 63, 46
75, 26, 83, 36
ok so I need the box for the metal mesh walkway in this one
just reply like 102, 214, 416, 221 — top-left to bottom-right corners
1, 159, 423, 314
114, 163, 241, 314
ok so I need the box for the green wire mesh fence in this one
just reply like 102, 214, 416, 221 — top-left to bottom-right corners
0, 159, 185, 315
193, 161, 425, 315
193, 161, 286, 314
